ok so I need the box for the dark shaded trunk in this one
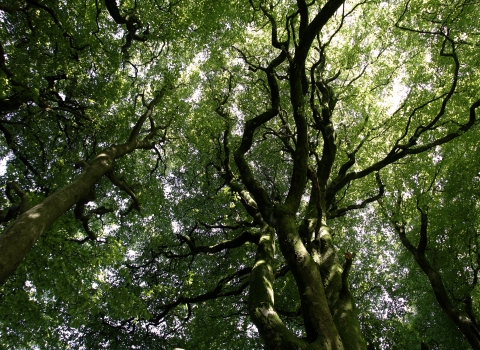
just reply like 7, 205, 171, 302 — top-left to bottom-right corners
395, 212, 480, 349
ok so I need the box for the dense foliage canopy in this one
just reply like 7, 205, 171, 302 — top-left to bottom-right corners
0, 0, 479, 349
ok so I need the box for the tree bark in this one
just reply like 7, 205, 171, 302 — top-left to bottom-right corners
395, 213, 480, 349
0, 92, 165, 284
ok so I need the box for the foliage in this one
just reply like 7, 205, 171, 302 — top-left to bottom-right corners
0, 0, 479, 349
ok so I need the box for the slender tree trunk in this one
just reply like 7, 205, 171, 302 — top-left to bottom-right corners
395, 214, 480, 349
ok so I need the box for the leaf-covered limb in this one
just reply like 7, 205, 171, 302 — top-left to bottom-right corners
104, 0, 127, 24
234, 52, 284, 216
104, 0, 148, 54
177, 229, 260, 255
151, 267, 252, 324
394, 214, 480, 349
74, 192, 113, 242
283, 1, 345, 212
294, 0, 345, 66
215, 115, 261, 219
330, 47, 470, 199
26, 0, 90, 53
73, 186, 98, 240
128, 87, 169, 143
395, 35, 459, 148
333, 132, 369, 186
232, 46, 262, 72
0, 91, 168, 283
149, 145, 166, 174
106, 172, 140, 211
258, 2, 290, 51
328, 172, 384, 219
330, 96, 480, 197
313, 88, 338, 213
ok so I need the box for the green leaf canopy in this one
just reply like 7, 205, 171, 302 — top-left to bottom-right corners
0, 0, 479, 349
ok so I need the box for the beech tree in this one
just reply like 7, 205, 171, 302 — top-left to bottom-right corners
0, 0, 479, 349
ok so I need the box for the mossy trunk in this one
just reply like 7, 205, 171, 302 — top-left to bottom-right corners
248, 212, 366, 350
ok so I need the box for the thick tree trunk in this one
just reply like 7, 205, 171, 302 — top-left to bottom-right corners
0, 145, 123, 284
276, 214, 343, 349
248, 210, 366, 350
248, 223, 309, 349
240, 1, 366, 346
0, 92, 165, 284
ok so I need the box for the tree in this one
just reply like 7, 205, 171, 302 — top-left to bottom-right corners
0, 0, 479, 349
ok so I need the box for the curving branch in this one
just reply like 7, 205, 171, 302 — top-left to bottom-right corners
212, 77, 263, 220
394, 212, 480, 349
176, 229, 260, 256
328, 172, 385, 218
296, 0, 309, 38
258, 2, 290, 51
150, 267, 252, 324
106, 172, 140, 211
233, 52, 285, 217
330, 98, 480, 197
25, 0, 60, 25
104, 0, 148, 55
0, 182, 30, 225
129, 88, 167, 143
25, 1, 89, 53
283, 1, 345, 213
294, 0, 345, 67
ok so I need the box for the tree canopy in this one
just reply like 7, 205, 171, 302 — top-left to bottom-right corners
0, 0, 479, 349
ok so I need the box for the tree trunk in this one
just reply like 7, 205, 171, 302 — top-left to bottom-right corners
248, 210, 366, 349
395, 213, 480, 350
0, 92, 165, 284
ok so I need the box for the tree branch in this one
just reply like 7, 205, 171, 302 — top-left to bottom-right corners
394, 213, 480, 348
234, 52, 284, 216
151, 267, 252, 324
328, 172, 384, 218
106, 172, 140, 211
176, 229, 260, 255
